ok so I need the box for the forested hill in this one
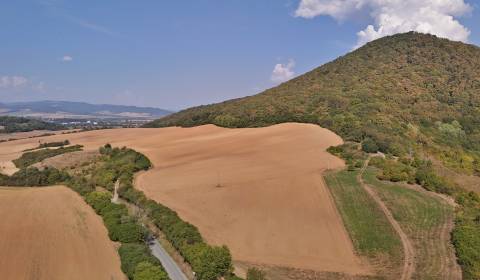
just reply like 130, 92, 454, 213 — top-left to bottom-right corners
146, 32, 480, 172
0, 116, 63, 133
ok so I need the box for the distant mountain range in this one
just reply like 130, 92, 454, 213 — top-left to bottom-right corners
0, 100, 172, 120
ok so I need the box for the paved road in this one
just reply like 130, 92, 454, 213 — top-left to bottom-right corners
149, 239, 189, 280
112, 180, 189, 280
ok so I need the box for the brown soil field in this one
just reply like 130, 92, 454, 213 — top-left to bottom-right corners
0, 186, 125, 280
32, 150, 99, 170
0, 123, 369, 275
0, 129, 70, 141
0, 160, 18, 176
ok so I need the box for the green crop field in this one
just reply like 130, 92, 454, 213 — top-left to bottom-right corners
324, 170, 403, 278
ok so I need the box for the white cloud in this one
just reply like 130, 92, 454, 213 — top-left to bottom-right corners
61, 55, 73, 62
271, 59, 296, 83
295, 0, 472, 48
0, 76, 28, 89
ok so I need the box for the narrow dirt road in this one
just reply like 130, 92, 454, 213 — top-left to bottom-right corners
111, 180, 119, 204
400, 183, 462, 279
358, 160, 415, 280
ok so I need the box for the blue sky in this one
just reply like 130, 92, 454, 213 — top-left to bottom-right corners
1, 0, 479, 110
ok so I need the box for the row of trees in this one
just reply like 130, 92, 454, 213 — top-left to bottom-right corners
13, 144, 83, 168
0, 116, 63, 133
86, 192, 146, 243
39, 140, 70, 148
94, 145, 236, 280
0, 167, 69, 186
60, 146, 169, 280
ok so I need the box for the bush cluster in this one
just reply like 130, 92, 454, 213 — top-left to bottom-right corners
327, 143, 365, 171
91, 144, 151, 191
60, 145, 168, 280
13, 145, 83, 168
246, 268, 267, 280
452, 191, 480, 279
0, 167, 70, 186
118, 244, 167, 280
86, 191, 146, 243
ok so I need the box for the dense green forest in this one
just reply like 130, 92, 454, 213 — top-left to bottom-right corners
146, 32, 480, 279
0, 116, 63, 133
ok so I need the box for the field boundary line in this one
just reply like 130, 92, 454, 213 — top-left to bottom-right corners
358, 159, 415, 280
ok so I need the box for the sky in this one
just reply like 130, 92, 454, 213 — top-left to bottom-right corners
1, 0, 479, 111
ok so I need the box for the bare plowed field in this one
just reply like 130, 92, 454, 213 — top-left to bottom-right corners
0, 186, 125, 280
0, 123, 369, 275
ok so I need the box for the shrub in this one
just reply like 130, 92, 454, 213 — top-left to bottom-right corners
85, 191, 145, 243
0, 167, 70, 186
133, 261, 169, 280
119, 244, 161, 279
246, 268, 267, 280
361, 138, 379, 153
13, 145, 83, 168
184, 243, 232, 280
452, 221, 480, 279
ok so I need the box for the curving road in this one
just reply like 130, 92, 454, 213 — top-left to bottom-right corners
148, 239, 189, 280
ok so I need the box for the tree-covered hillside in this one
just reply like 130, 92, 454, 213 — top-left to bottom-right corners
0, 116, 63, 133
147, 32, 480, 175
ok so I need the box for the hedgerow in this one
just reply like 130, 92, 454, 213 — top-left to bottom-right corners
97, 145, 235, 280
13, 145, 83, 168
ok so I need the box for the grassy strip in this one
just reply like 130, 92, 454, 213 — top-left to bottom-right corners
13, 144, 83, 168
324, 171, 403, 271
363, 168, 457, 279
91, 144, 236, 280
367, 156, 480, 279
